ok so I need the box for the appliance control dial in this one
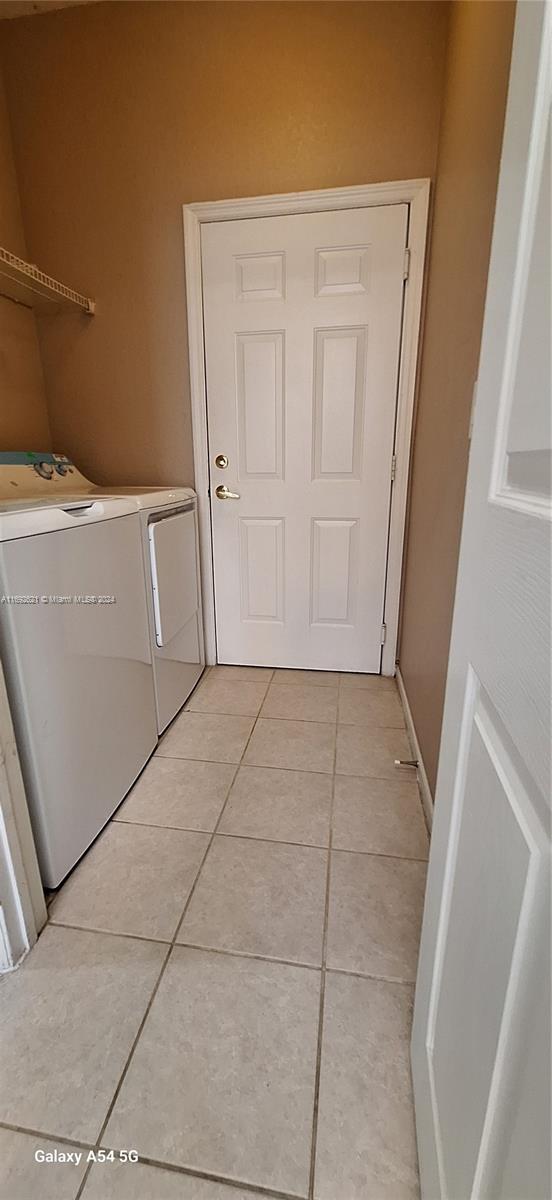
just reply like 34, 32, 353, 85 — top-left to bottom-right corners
55, 462, 69, 476
34, 461, 54, 480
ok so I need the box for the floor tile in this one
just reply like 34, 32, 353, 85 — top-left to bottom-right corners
335, 724, 411, 779
314, 973, 419, 1199
208, 665, 273, 682
339, 672, 398, 690
50, 823, 208, 941
0, 1128, 88, 1200
157, 712, 255, 764
244, 718, 335, 773
187, 675, 268, 717
84, 1159, 264, 1199
272, 668, 338, 686
338, 685, 405, 729
115, 757, 235, 831
177, 835, 327, 964
104, 947, 320, 1196
327, 851, 426, 981
261, 683, 338, 723
219, 764, 332, 846
0, 924, 165, 1142
332, 775, 429, 859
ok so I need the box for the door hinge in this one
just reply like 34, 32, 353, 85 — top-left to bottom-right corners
403, 247, 411, 281
390, 454, 397, 482
380, 622, 387, 645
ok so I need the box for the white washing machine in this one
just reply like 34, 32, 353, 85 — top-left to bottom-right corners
0, 453, 159, 887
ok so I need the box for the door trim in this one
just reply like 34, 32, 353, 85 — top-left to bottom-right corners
0, 659, 46, 972
183, 179, 430, 672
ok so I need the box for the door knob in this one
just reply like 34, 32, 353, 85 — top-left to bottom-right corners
215, 484, 240, 500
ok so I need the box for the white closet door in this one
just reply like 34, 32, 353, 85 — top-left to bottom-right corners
201, 204, 408, 671
412, 4, 551, 1196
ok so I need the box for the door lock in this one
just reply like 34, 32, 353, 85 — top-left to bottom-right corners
215, 484, 240, 500
215, 454, 229, 469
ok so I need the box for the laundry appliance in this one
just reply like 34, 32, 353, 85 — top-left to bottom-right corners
0, 451, 205, 886
85, 480, 205, 734
42, 455, 205, 733
0, 453, 159, 887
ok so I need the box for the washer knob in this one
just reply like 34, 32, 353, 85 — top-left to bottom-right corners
34, 461, 54, 480
55, 462, 69, 476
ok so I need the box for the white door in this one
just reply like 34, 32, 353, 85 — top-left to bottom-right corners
412, 4, 551, 1198
201, 204, 408, 671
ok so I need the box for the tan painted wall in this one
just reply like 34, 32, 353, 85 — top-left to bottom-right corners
398, 0, 515, 794
0, 0, 447, 485
0, 64, 50, 450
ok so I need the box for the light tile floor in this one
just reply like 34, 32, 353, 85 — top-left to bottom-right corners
0, 666, 429, 1200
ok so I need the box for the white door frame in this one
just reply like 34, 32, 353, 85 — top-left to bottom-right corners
183, 179, 430, 673
0, 659, 46, 972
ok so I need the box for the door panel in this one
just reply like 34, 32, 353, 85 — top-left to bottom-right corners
412, 5, 551, 1197
236, 332, 284, 479
239, 517, 284, 624
201, 204, 408, 670
312, 326, 367, 479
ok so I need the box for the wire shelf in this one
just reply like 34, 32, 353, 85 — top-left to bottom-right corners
0, 247, 95, 314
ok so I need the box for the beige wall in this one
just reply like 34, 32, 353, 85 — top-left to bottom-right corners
398, 0, 515, 793
0, 1, 516, 795
0, 0, 447, 485
0, 64, 50, 450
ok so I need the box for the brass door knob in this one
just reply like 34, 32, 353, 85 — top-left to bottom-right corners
215, 484, 240, 500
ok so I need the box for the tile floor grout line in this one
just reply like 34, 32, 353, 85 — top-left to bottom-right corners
42, 917, 326, 970
112, 818, 329, 849
181, 707, 405, 732
153, 753, 417, 788
133, 754, 246, 769
37, 921, 417, 985
326, 964, 416, 987
99, 1148, 305, 1200
171, 940, 323, 972
323, 845, 428, 864
172, 694, 269, 944
307, 700, 338, 1200
73, 940, 173, 1200
74, 743, 247, 1200
182, 713, 337, 726
0, 1121, 95, 1151
46, 919, 173, 946
186, 831, 332, 854
110, 820, 427, 862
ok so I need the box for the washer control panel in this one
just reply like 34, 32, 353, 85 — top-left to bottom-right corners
0, 452, 90, 502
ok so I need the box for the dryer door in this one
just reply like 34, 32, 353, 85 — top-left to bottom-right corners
148, 507, 198, 647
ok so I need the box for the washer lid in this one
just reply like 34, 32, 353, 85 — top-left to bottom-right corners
0, 497, 139, 542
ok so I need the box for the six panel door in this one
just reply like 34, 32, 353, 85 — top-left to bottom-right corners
201, 205, 408, 671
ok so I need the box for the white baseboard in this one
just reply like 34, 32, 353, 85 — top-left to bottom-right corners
395, 666, 433, 833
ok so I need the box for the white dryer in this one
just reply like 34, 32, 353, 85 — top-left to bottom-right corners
139, 493, 204, 732
93, 484, 205, 733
